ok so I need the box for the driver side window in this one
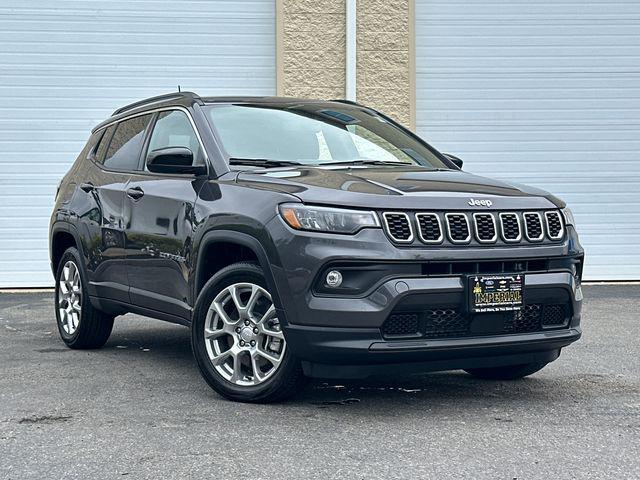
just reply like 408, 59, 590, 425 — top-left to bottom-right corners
146, 110, 203, 169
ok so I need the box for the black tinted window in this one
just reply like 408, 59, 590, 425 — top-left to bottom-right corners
103, 114, 152, 170
94, 125, 115, 163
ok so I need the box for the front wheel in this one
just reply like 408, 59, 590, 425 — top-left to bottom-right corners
464, 362, 548, 380
191, 262, 306, 403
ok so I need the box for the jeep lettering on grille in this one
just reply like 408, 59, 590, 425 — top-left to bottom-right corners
468, 198, 493, 207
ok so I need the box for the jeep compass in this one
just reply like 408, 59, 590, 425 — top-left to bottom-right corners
50, 92, 583, 402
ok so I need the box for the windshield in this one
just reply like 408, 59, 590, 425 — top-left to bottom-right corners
204, 103, 450, 169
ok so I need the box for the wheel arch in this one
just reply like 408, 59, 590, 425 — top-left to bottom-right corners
194, 230, 283, 311
50, 221, 101, 299
50, 222, 83, 274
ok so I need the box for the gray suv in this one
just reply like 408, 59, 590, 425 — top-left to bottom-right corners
50, 92, 583, 402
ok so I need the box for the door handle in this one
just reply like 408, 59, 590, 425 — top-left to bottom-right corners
80, 182, 94, 193
126, 186, 145, 200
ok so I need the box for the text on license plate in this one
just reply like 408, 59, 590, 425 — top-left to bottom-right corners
469, 274, 524, 313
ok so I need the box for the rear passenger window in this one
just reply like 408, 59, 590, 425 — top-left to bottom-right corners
93, 125, 115, 163
103, 114, 152, 171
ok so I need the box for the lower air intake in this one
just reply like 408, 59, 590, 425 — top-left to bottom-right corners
381, 303, 571, 339
381, 313, 419, 337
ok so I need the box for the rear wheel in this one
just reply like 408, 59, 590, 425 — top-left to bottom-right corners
55, 248, 114, 349
464, 362, 548, 380
191, 262, 306, 403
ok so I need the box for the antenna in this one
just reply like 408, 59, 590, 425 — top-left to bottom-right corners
177, 85, 181, 93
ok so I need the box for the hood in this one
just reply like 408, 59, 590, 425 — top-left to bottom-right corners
234, 165, 564, 210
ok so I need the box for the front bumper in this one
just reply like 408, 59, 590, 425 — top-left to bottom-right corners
287, 326, 581, 378
267, 219, 584, 377
283, 271, 582, 377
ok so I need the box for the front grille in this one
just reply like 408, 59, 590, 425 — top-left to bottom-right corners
545, 211, 564, 240
499, 213, 521, 242
445, 213, 471, 243
504, 304, 542, 333
382, 212, 413, 242
380, 209, 564, 245
382, 313, 419, 337
415, 213, 443, 243
541, 303, 569, 326
524, 212, 544, 241
424, 308, 468, 338
381, 303, 571, 339
473, 213, 497, 243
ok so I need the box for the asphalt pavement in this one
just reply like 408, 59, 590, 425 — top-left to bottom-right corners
1, 285, 638, 479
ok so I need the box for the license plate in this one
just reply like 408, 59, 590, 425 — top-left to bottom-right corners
469, 274, 524, 313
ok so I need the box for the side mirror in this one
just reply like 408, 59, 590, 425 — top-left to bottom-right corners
444, 153, 463, 170
146, 147, 207, 175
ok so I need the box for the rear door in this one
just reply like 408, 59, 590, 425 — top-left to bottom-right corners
74, 113, 152, 302
123, 108, 207, 320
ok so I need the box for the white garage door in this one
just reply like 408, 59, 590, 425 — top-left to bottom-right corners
416, 1, 640, 280
0, 0, 276, 287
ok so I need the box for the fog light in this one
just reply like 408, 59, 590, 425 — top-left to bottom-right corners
326, 270, 343, 288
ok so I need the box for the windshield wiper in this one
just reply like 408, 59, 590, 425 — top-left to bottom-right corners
322, 159, 407, 167
322, 159, 448, 170
229, 158, 303, 168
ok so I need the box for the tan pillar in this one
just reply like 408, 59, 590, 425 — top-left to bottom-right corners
277, 0, 415, 129
276, 0, 346, 100
356, 0, 415, 129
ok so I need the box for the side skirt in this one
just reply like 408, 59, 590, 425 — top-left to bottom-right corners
89, 295, 191, 327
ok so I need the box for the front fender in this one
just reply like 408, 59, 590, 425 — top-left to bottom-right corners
193, 229, 284, 313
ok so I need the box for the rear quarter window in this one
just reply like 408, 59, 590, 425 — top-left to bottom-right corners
102, 114, 152, 171
93, 125, 115, 163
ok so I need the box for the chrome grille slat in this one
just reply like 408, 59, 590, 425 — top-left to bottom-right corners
382, 212, 414, 243
415, 213, 443, 243
473, 213, 497, 243
499, 212, 522, 242
544, 211, 564, 240
445, 213, 471, 243
523, 212, 544, 241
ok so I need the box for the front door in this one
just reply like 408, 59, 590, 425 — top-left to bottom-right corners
123, 109, 207, 320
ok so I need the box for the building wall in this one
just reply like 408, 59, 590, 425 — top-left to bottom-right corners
0, 0, 277, 288
414, 0, 640, 280
277, 0, 415, 129
357, 0, 414, 128
277, 0, 346, 100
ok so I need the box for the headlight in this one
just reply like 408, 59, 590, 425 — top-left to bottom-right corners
279, 203, 380, 234
561, 206, 576, 226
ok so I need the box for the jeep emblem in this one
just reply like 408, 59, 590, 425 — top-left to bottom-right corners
468, 198, 493, 207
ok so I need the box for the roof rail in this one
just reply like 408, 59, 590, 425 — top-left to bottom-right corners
112, 91, 203, 116
329, 98, 363, 106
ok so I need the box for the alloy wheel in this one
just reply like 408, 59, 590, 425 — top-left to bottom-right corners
58, 260, 82, 335
204, 282, 286, 386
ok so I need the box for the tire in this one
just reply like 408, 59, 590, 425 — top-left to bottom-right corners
191, 262, 306, 403
464, 362, 548, 380
54, 247, 114, 349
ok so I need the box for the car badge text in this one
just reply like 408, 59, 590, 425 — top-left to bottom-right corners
468, 198, 493, 207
